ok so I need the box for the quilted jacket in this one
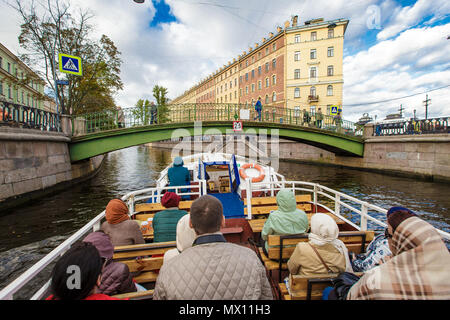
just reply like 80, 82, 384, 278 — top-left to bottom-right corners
153, 241, 273, 300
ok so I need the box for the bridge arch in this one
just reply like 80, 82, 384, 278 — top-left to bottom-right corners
69, 121, 364, 162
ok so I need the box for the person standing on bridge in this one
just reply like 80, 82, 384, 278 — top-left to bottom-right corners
150, 102, 158, 124
315, 108, 324, 128
253, 97, 262, 121
117, 107, 125, 128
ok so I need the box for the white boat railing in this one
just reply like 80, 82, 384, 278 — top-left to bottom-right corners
248, 180, 450, 241
1, 179, 449, 300
0, 182, 206, 301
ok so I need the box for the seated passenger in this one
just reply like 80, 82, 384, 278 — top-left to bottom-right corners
101, 198, 145, 247
287, 213, 353, 276
47, 242, 122, 300
162, 214, 196, 263
351, 232, 392, 272
347, 207, 450, 300
153, 195, 273, 300
83, 231, 138, 296
152, 192, 188, 243
261, 189, 309, 255
168, 156, 191, 200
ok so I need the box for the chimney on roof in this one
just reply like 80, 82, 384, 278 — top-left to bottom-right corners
292, 15, 298, 26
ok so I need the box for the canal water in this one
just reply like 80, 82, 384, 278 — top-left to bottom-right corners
1, 145, 449, 296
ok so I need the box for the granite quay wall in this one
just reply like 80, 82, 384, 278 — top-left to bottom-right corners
0, 127, 104, 212
149, 132, 450, 183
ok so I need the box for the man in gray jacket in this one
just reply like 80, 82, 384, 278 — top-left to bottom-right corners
153, 195, 273, 300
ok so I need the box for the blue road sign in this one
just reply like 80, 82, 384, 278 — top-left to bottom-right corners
331, 105, 338, 115
58, 53, 82, 76
56, 80, 69, 85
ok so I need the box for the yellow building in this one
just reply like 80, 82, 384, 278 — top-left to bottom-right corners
170, 16, 348, 117
285, 17, 348, 116
0, 42, 46, 110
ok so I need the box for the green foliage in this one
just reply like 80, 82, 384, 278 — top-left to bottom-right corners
14, 0, 122, 115
153, 85, 170, 123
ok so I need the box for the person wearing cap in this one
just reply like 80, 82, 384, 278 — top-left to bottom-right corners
261, 189, 309, 256
152, 192, 188, 243
167, 156, 191, 200
347, 207, 450, 300
83, 231, 138, 296
100, 198, 145, 247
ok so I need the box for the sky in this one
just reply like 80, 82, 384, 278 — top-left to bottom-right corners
0, 0, 449, 122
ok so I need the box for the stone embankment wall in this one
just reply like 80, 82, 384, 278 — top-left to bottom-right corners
149, 128, 450, 183
0, 127, 104, 211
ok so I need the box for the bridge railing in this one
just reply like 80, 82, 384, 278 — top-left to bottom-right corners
374, 117, 450, 136
71, 103, 360, 137
0, 101, 61, 132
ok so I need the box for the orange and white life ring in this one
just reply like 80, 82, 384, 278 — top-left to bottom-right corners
239, 163, 265, 183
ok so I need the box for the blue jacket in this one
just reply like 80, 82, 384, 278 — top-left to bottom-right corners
168, 165, 190, 187
255, 100, 262, 111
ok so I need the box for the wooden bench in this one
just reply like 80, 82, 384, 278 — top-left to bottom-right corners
279, 272, 364, 300
113, 241, 177, 284
259, 231, 374, 280
244, 195, 313, 216
248, 212, 345, 234
112, 289, 154, 300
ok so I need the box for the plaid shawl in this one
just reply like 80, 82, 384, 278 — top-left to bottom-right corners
347, 217, 450, 300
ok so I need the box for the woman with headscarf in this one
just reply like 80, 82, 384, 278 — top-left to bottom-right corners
287, 213, 353, 276
162, 214, 197, 262
347, 207, 450, 300
152, 192, 188, 243
261, 189, 309, 256
83, 231, 138, 295
100, 198, 145, 247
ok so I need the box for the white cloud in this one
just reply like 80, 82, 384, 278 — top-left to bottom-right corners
1, 0, 449, 123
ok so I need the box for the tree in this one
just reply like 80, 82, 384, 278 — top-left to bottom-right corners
12, 0, 123, 115
153, 85, 170, 123
132, 99, 152, 126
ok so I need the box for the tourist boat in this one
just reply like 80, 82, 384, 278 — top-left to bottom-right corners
0, 152, 449, 300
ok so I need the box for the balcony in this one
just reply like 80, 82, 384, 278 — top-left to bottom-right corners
308, 95, 319, 102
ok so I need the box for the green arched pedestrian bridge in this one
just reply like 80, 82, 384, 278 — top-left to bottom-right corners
69, 104, 364, 162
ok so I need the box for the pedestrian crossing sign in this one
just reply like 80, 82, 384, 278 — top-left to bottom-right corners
330, 105, 339, 115
58, 53, 82, 76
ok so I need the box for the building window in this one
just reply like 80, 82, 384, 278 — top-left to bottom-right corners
251, 83, 255, 92
310, 49, 316, 59
252, 56, 255, 63
310, 67, 317, 80
225, 83, 227, 91
235, 78, 237, 86
240, 89, 242, 96
245, 86, 248, 94
327, 46, 334, 57
294, 69, 300, 79
230, 81, 232, 89
272, 58, 276, 69
245, 73, 248, 81
8, 86, 11, 99
265, 77, 269, 87
272, 92, 276, 102
265, 95, 269, 104
294, 51, 300, 61
273, 43, 276, 51
294, 87, 300, 98
311, 31, 317, 41
272, 75, 276, 85
310, 105, 316, 114
245, 60, 248, 67
251, 69, 255, 78
294, 106, 301, 117
328, 65, 334, 76
265, 62, 269, 72
0, 57, 2, 69
294, 34, 300, 43
266, 47, 269, 55
258, 66, 261, 75
239, 76, 242, 83
328, 28, 334, 38
258, 80, 262, 90
310, 86, 316, 97
327, 85, 333, 96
